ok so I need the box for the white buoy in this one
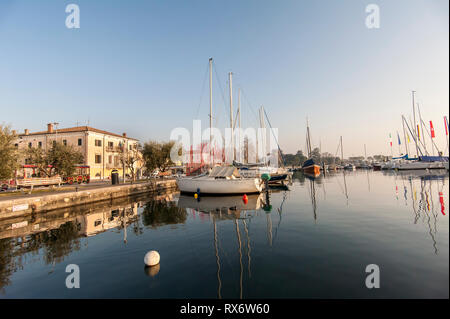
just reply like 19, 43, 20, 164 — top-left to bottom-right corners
144, 250, 160, 266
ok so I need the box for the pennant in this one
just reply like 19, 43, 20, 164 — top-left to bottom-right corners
430, 121, 435, 138
417, 125, 420, 140
445, 116, 449, 136
407, 132, 410, 143
389, 133, 392, 147
397, 132, 401, 145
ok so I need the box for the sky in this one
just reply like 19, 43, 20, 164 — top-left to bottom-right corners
0, 0, 448, 157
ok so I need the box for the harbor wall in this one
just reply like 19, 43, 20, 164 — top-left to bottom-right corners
0, 180, 178, 220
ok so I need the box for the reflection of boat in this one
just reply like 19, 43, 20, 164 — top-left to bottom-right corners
344, 164, 355, 170
176, 166, 263, 195
177, 193, 263, 212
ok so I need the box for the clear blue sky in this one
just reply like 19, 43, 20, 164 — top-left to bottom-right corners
1, 0, 448, 157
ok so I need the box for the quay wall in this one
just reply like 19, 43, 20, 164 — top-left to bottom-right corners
0, 180, 178, 220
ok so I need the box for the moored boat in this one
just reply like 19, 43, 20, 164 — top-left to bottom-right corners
176, 166, 263, 195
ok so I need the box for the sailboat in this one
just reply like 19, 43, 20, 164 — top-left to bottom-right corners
394, 93, 449, 170
301, 120, 321, 176
234, 106, 291, 185
176, 58, 264, 195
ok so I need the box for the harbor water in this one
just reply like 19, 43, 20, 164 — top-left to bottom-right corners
0, 170, 448, 298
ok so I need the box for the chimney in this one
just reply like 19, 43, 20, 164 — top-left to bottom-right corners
122, 133, 127, 138
24, 129, 29, 135
47, 123, 54, 133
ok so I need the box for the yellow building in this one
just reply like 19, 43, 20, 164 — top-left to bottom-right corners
15, 123, 143, 180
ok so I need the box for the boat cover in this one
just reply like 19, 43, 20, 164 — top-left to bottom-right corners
209, 166, 241, 178
302, 158, 316, 168
419, 156, 449, 162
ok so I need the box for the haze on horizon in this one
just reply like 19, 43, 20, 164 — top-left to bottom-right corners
0, 0, 448, 158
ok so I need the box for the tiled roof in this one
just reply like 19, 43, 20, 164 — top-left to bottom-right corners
19, 126, 138, 140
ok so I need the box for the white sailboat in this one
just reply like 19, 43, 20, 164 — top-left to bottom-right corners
177, 166, 263, 194
176, 59, 264, 195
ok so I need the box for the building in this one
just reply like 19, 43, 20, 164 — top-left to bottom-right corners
15, 123, 143, 180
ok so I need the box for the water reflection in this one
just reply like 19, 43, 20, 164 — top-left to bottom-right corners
0, 192, 183, 293
0, 169, 448, 298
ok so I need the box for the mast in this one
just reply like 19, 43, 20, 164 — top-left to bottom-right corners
364, 144, 367, 160
306, 118, 311, 158
238, 88, 241, 162
412, 91, 420, 157
260, 106, 266, 164
340, 136, 344, 164
209, 58, 213, 166
402, 115, 409, 157
228, 72, 234, 161
417, 103, 428, 155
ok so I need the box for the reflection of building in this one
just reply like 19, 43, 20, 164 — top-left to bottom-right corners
15, 123, 142, 180
77, 203, 139, 236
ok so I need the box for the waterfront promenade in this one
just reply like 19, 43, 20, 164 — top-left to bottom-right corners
0, 179, 178, 219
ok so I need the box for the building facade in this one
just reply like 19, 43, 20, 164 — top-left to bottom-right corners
15, 124, 143, 180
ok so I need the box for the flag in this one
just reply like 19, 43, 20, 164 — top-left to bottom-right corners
389, 133, 392, 147
397, 132, 401, 145
445, 116, 449, 136
430, 121, 435, 138
407, 132, 410, 143
417, 125, 420, 140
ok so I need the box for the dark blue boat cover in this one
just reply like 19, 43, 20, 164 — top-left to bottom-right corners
302, 158, 316, 168
419, 156, 449, 162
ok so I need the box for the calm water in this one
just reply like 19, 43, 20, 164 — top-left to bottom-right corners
0, 170, 448, 298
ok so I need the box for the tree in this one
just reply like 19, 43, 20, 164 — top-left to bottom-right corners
24, 142, 83, 177
142, 141, 175, 175
116, 143, 143, 181
0, 125, 19, 180
310, 147, 321, 163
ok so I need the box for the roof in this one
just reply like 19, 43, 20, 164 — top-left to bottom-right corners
209, 166, 241, 178
18, 126, 138, 140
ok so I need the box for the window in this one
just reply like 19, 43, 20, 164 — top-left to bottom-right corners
108, 155, 112, 164
14, 144, 18, 148
52, 141, 56, 147
38, 141, 42, 148
63, 140, 67, 146
78, 138, 82, 146
129, 145, 132, 150
95, 155, 102, 164
108, 141, 114, 149
94, 220, 102, 227
95, 139, 102, 147
28, 142, 32, 148
114, 156, 119, 166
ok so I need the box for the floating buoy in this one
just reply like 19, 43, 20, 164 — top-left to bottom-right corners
144, 250, 160, 266
243, 194, 248, 204
194, 193, 198, 199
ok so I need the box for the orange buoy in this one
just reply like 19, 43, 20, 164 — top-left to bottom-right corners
243, 194, 248, 204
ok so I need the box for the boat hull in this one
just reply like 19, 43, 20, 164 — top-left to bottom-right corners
176, 177, 263, 195
396, 161, 448, 170
302, 165, 321, 175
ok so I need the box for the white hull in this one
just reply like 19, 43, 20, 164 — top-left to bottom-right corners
396, 161, 448, 170
176, 176, 263, 194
